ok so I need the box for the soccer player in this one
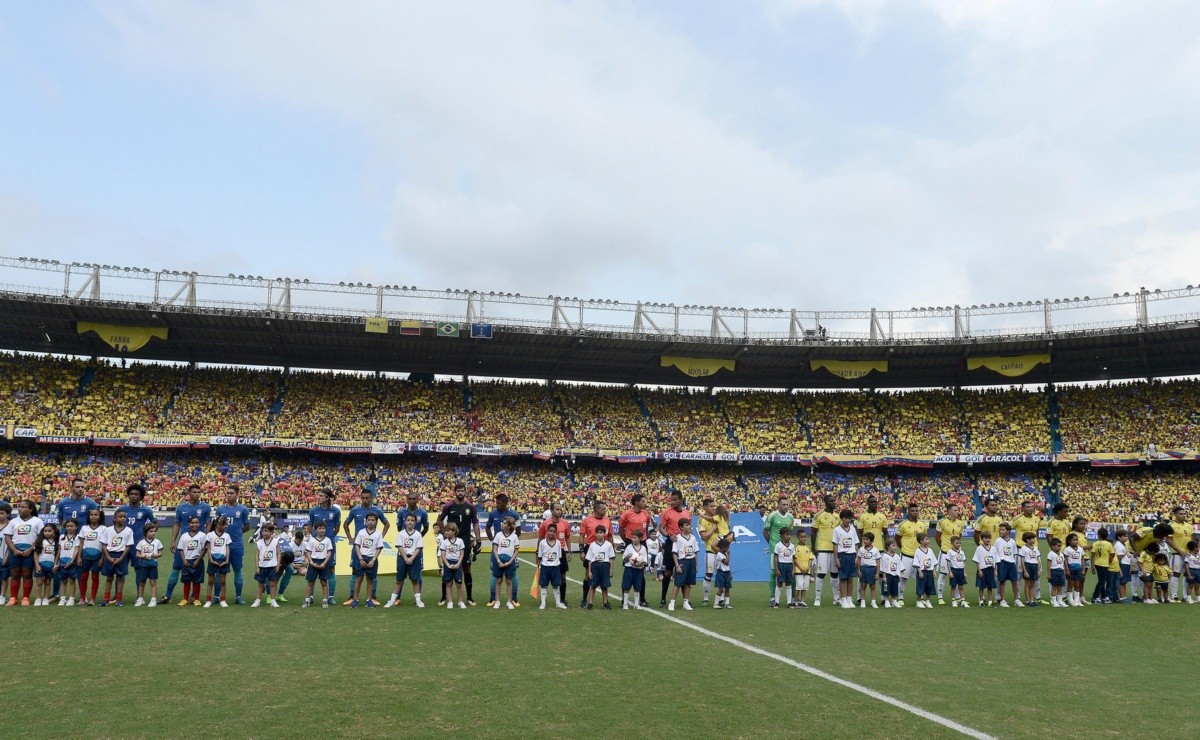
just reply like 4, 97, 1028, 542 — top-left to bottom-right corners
763, 497, 795, 605
585, 525, 615, 610
578, 501, 608, 608
1166, 507, 1193, 602
1010, 500, 1044, 603
437, 483, 481, 605
308, 489, 342, 605
165, 484, 212, 605
133, 522, 163, 607
935, 503, 966, 605
438, 522, 467, 609
116, 484, 156, 550
214, 484, 252, 605
621, 529, 649, 610
895, 503, 927, 605
100, 509, 134, 607
491, 515, 521, 609
855, 496, 888, 606
343, 488, 390, 606
485, 493, 523, 607
698, 498, 732, 606
396, 490, 430, 537
659, 490, 690, 607
668, 517, 699, 611
833, 509, 860, 609
972, 497, 1004, 546
204, 516, 233, 608
618, 494, 654, 607
537, 503, 573, 607
252, 521, 281, 608
809, 495, 839, 606
51, 478, 98, 603
1045, 503, 1072, 556
772, 527, 796, 608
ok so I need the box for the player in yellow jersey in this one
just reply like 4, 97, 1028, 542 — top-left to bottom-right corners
1010, 500, 1045, 603
935, 504, 966, 605
810, 496, 840, 606
973, 497, 1004, 546
1167, 506, 1194, 602
1046, 503, 1072, 555
894, 503, 927, 603
855, 496, 890, 606
698, 498, 732, 605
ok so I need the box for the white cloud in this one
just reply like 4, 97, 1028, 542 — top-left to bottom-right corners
88, 0, 1200, 321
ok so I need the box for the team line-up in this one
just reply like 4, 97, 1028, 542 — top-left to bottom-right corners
2, 481, 1199, 611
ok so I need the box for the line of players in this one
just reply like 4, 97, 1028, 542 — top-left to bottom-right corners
761, 494, 1200, 609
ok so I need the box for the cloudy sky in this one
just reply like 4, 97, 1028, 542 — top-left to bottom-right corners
2, 1, 1200, 320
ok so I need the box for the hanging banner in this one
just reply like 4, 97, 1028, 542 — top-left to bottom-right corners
364, 317, 389, 334
660, 355, 735, 378
399, 320, 422, 336
810, 359, 888, 379
76, 322, 167, 353
967, 353, 1050, 377
370, 441, 406, 455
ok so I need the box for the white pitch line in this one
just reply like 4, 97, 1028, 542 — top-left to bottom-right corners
519, 558, 994, 740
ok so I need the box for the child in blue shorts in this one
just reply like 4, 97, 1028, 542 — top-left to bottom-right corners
252, 522, 281, 608
713, 539, 733, 609
133, 523, 163, 608
973, 531, 999, 607
537, 522, 566, 609
386, 514, 426, 609
1185, 540, 1200, 604
303, 522, 334, 609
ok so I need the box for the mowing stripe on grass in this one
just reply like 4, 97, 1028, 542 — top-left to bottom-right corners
519, 558, 994, 740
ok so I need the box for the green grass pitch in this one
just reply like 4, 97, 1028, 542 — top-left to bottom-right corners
3, 536, 1196, 739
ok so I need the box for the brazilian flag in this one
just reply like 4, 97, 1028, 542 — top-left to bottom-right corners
437, 322, 460, 337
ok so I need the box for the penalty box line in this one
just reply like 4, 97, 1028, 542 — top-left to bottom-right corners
518, 558, 994, 740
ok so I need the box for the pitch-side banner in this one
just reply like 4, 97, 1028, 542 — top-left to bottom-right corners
660, 355, 735, 378
724, 513, 773, 583
967, 353, 1050, 377
810, 359, 888, 379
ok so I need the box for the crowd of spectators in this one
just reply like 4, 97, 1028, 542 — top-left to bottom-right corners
0, 354, 85, 433
961, 387, 1049, 454
558, 383, 655, 451
797, 391, 882, 454
70, 362, 184, 436
466, 381, 563, 449
721, 390, 806, 453
874, 389, 962, 455
162, 366, 277, 436
1057, 467, 1200, 523
1058, 379, 1200, 454
641, 388, 737, 452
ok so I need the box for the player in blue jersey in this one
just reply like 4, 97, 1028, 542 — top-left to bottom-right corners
213, 484, 252, 604
165, 484, 213, 604
342, 488, 390, 606
116, 484, 156, 544
308, 489, 342, 605
396, 490, 429, 536
51, 478, 99, 601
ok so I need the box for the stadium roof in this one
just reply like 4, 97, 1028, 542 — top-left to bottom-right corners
3, 256, 1200, 387
5, 291, 1200, 388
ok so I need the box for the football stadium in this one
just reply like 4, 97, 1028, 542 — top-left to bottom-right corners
4, 5, 1200, 739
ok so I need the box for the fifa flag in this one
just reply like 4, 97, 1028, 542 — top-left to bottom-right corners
364, 317, 389, 334
437, 322, 460, 337
399, 320, 422, 336
470, 323, 493, 339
